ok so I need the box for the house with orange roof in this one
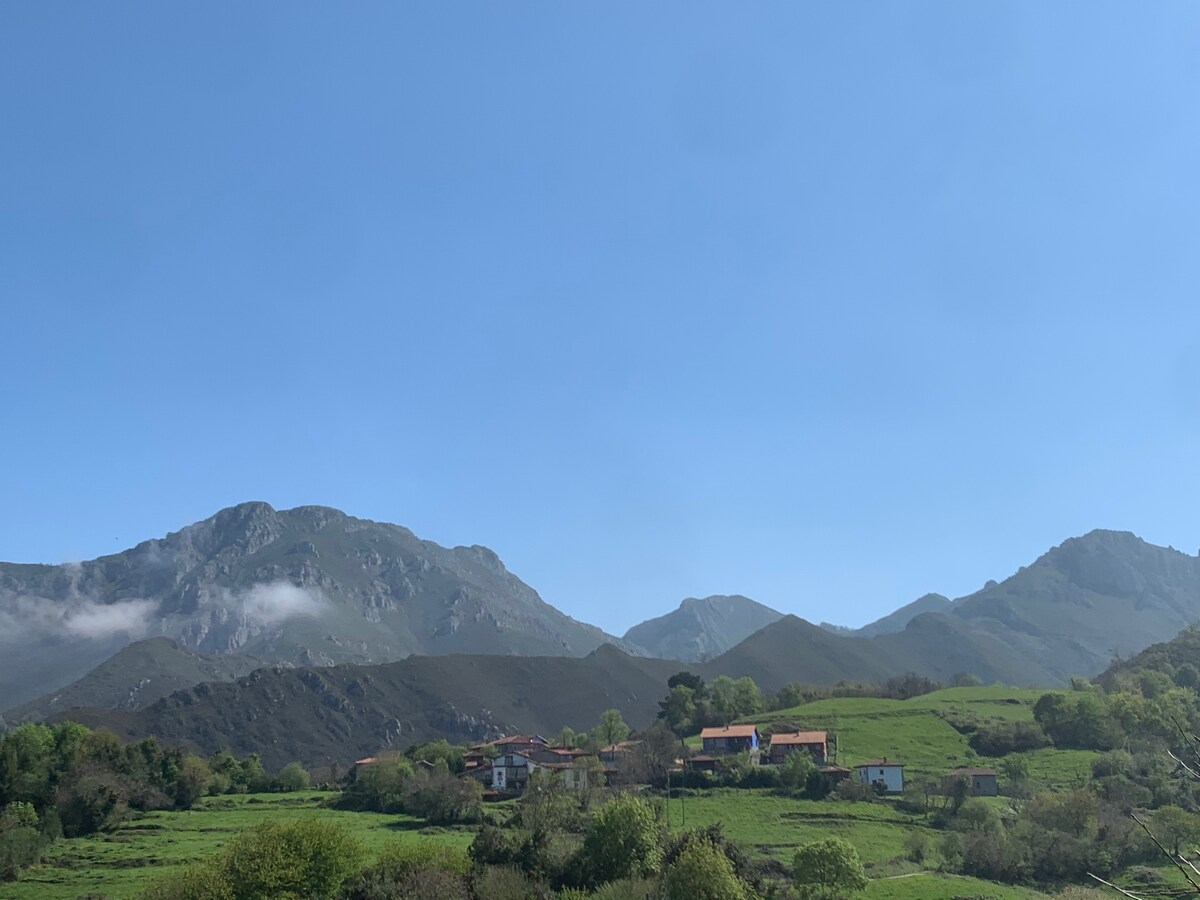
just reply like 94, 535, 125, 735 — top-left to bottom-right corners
768, 730, 828, 765
700, 724, 759, 754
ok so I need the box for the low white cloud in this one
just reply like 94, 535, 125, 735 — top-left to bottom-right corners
194, 581, 328, 628
0, 595, 157, 643
0, 579, 325, 647
236, 582, 326, 626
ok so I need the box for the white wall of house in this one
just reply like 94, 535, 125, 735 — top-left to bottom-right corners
857, 765, 904, 793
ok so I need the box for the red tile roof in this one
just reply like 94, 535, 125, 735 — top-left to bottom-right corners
769, 731, 827, 746
700, 725, 759, 739
856, 759, 904, 768
494, 734, 548, 746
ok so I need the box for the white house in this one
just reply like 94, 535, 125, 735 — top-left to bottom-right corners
492, 752, 540, 792
855, 758, 904, 793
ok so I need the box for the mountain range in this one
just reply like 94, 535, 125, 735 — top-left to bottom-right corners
5, 504, 1200, 750
621, 594, 784, 661
0, 502, 620, 709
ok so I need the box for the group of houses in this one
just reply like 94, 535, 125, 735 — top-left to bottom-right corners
690, 725, 998, 797
461, 734, 621, 796
355, 725, 998, 799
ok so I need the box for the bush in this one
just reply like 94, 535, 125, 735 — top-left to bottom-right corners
0, 824, 46, 881
967, 721, 1050, 756
470, 866, 539, 899
833, 780, 875, 803
140, 863, 235, 900
217, 819, 366, 900
792, 837, 868, 899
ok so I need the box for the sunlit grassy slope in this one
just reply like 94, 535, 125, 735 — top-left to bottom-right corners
0, 792, 470, 900
732, 686, 1095, 785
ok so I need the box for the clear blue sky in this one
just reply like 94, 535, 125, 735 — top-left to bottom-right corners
3, 3, 1200, 635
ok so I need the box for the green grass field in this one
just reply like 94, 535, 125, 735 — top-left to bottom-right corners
0, 792, 471, 900
736, 686, 1097, 786
666, 788, 929, 868
0, 688, 1113, 899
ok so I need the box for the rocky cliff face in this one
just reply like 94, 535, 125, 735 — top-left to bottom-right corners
0, 502, 623, 708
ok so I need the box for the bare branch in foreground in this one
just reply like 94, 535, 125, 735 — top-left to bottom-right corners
1088, 872, 1148, 899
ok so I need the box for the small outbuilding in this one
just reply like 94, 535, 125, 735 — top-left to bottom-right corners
855, 758, 905, 793
946, 767, 998, 797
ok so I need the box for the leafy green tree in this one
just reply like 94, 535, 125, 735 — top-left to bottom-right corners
175, 755, 213, 808
1175, 662, 1200, 690
667, 672, 704, 693
732, 677, 763, 717
659, 685, 697, 735
342, 755, 414, 813
954, 797, 1002, 834
594, 709, 630, 747
405, 767, 482, 825
792, 837, 868, 899
582, 795, 663, 883
999, 755, 1030, 784
1152, 805, 1200, 857
780, 748, 817, 792
517, 769, 581, 835
634, 720, 681, 783
0, 801, 46, 881
555, 726, 579, 749
708, 676, 739, 725
405, 740, 465, 774
772, 682, 810, 710
277, 762, 311, 793
662, 837, 752, 900
239, 754, 272, 793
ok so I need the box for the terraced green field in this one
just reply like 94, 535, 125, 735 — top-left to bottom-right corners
739, 686, 1097, 785
0, 792, 471, 900
666, 788, 931, 869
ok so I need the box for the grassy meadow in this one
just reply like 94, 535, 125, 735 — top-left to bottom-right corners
0, 792, 472, 900
740, 685, 1097, 785
1, 686, 1116, 899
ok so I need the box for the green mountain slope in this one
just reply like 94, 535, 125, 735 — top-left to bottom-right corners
3, 638, 263, 723
818, 530, 1200, 683
53, 645, 682, 770
853, 593, 954, 637
942, 530, 1200, 682
622, 594, 784, 661
0, 502, 623, 708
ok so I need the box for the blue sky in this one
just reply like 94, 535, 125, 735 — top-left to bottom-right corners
3, 3, 1200, 635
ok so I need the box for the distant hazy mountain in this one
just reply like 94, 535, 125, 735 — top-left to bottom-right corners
5, 638, 263, 723
8, 513, 1200, 723
45, 527, 1200, 763
0, 502, 623, 709
938, 530, 1200, 681
847, 593, 954, 638
622, 595, 784, 661
701, 611, 1056, 690
816, 530, 1200, 684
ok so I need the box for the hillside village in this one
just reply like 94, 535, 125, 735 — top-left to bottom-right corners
355, 713, 1001, 802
